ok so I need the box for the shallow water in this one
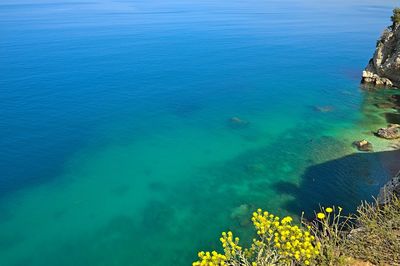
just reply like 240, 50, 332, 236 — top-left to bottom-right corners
0, 0, 399, 265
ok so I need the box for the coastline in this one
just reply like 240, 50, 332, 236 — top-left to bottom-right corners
358, 9, 400, 198
1, 2, 399, 266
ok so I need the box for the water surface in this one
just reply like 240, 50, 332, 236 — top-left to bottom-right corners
0, 0, 398, 265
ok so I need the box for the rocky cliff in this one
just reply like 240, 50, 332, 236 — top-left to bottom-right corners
362, 9, 400, 88
378, 170, 400, 205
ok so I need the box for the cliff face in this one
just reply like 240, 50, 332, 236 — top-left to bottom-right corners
362, 23, 400, 88
378, 171, 400, 205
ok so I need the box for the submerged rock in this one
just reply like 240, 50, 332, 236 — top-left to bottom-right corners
228, 117, 249, 128
389, 94, 400, 105
230, 204, 251, 227
314, 106, 334, 113
230, 204, 250, 219
375, 124, 400, 139
352, 140, 373, 152
361, 9, 400, 88
374, 102, 397, 109
245, 163, 266, 174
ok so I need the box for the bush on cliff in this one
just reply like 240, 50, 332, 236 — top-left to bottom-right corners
391, 8, 400, 26
193, 195, 400, 265
345, 197, 400, 264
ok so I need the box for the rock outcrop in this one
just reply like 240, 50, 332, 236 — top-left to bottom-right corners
377, 171, 400, 205
362, 9, 400, 88
375, 124, 400, 139
352, 139, 373, 152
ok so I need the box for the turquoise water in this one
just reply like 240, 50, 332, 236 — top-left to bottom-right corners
0, 0, 399, 265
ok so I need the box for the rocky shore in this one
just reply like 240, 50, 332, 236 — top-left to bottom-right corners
378, 170, 400, 204
362, 8, 400, 88
359, 9, 400, 204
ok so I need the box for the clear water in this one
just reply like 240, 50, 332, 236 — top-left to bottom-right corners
0, 0, 399, 265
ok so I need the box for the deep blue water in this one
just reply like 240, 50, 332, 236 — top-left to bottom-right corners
0, 0, 399, 265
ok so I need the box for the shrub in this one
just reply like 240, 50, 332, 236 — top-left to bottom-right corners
304, 206, 352, 265
193, 207, 349, 266
344, 196, 400, 264
193, 195, 400, 265
391, 8, 400, 26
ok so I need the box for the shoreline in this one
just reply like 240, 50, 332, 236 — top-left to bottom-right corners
357, 88, 400, 190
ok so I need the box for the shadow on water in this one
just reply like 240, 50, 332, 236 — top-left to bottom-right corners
385, 112, 400, 124
273, 149, 400, 216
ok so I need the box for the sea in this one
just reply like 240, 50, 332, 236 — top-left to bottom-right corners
0, 0, 399, 265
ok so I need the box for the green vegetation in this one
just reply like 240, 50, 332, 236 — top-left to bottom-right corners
193, 195, 400, 265
391, 8, 400, 26
345, 197, 400, 264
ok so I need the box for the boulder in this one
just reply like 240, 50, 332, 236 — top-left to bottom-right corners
362, 71, 394, 87
375, 124, 400, 139
353, 140, 373, 152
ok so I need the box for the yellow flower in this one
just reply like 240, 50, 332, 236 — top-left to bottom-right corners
325, 207, 333, 213
281, 216, 293, 224
204, 208, 322, 265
